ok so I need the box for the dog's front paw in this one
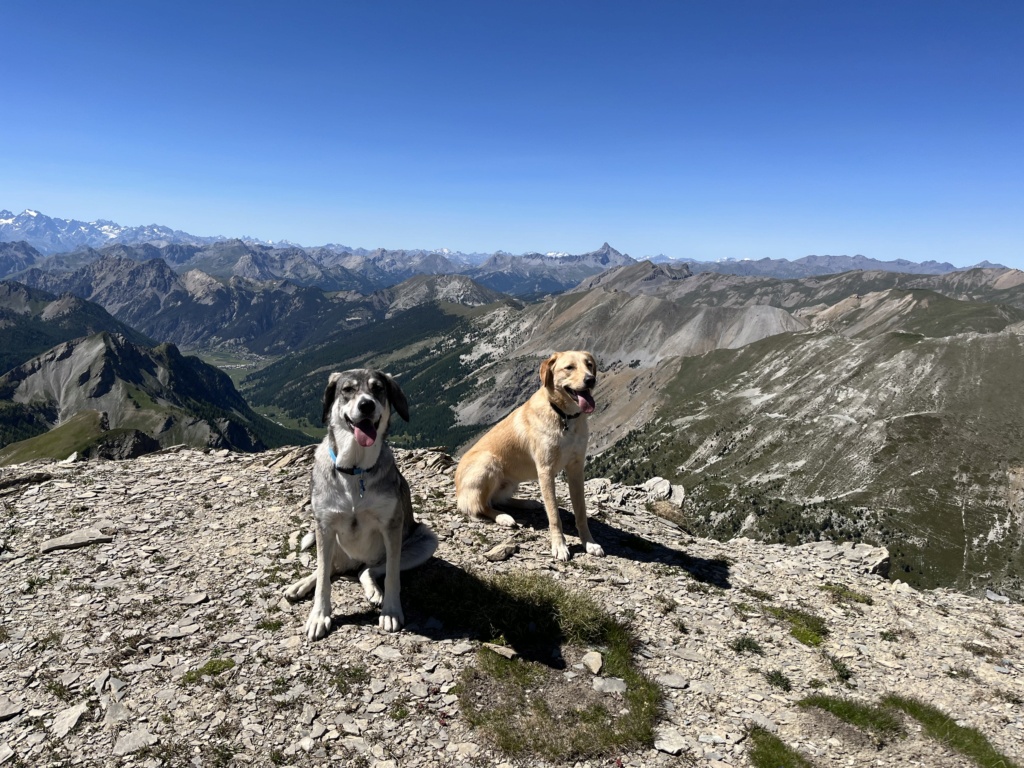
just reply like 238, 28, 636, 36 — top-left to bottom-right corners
494, 513, 517, 527
585, 541, 606, 557
304, 603, 332, 641
359, 569, 384, 605
379, 602, 404, 633
552, 540, 571, 561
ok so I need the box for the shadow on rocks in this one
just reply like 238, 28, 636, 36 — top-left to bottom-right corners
493, 503, 731, 590
398, 558, 590, 669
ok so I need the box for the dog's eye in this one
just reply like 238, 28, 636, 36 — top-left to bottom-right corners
564, 365, 575, 371
370, 382, 384, 394
342, 385, 356, 394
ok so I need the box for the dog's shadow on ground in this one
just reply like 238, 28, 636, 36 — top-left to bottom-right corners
493, 502, 731, 590
326, 559, 579, 669
322, 505, 729, 655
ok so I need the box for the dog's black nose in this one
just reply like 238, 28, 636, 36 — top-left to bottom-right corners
357, 399, 375, 415
584, 375, 596, 388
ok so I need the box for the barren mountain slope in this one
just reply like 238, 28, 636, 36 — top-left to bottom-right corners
0, 448, 1020, 767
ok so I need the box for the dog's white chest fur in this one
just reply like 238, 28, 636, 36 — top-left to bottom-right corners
317, 473, 398, 563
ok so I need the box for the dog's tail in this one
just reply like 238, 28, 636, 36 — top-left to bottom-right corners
399, 522, 438, 570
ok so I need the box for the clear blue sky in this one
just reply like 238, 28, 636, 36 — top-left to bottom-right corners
3, 1, 1022, 267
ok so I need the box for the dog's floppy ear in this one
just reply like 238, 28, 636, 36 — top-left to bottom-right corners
384, 374, 410, 422
540, 353, 559, 389
321, 372, 343, 425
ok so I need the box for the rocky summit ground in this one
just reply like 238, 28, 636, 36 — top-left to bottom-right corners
0, 446, 1022, 767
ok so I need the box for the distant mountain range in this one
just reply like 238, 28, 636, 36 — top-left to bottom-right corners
3, 206, 1024, 600
1, 209, 1005, 289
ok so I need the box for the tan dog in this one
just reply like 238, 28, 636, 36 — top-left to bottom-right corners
455, 350, 605, 561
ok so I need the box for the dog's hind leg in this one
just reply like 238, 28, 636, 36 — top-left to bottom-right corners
285, 536, 360, 601
457, 466, 516, 527
567, 457, 604, 557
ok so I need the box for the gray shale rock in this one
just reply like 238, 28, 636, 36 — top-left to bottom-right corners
0, 446, 1020, 768
39, 526, 113, 553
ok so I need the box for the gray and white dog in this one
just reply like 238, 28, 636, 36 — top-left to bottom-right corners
284, 369, 437, 640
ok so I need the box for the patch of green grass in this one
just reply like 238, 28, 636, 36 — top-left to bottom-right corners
883, 694, 1020, 768
765, 605, 829, 647
179, 657, 236, 686
824, 653, 854, 684
42, 676, 77, 703
819, 582, 874, 606
741, 586, 774, 602
747, 726, 815, 768
798, 694, 905, 744
331, 664, 369, 695
945, 664, 975, 680
406, 563, 660, 760
35, 629, 62, 650
256, 618, 284, 632
962, 642, 1001, 660
763, 669, 792, 692
389, 697, 410, 721
730, 636, 765, 655
879, 629, 900, 642
0, 626, 9, 643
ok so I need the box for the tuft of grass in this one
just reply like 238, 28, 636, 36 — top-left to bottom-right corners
883, 695, 1021, 768
389, 697, 410, 721
730, 636, 765, 655
879, 629, 900, 642
765, 605, 829, 647
407, 564, 660, 760
256, 618, 283, 632
747, 726, 815, 768
741, 586, 774, 602
798, 694, 905, 744
180, 657, 236, 686
331, 664, 369, 694
946, 664, 975, 681
824, 653, 854, 684
35, 629, 62, 650
819, 582, 874, 606
763, 669, 792, 692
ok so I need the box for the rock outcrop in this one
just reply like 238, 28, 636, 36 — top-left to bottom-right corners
0, 447, 1020, 766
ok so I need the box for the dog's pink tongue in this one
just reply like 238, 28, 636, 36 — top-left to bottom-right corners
577, 391, 596, 414
353, 419, 377, 447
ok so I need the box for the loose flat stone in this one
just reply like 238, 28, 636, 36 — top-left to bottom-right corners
986, 590, 1010, 604
482, 643, 517, 659
181, 592, 209, 605
371, 646, 402, 661
654, 726, 688, 755
582, 651, 603, 674
593, 677, 627, 694
40, 527, 113, 553
484, 542, 517, 562
112, 728, 158, 756
656, 674, 689, 689
0, 697, 23, 722
51, 702, 88, 739
0, 744, 13, 765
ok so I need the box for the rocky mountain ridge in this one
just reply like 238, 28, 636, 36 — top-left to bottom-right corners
0, 333, 310, 463
0, 446, 1020, 767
